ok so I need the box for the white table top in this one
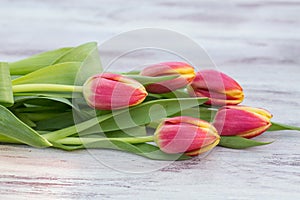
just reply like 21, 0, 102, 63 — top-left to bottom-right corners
1, 0, 300, 199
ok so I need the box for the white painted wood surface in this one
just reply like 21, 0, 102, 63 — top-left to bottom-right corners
0, 0, 300, 199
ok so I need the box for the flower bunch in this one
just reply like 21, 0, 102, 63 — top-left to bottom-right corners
0, 42, 299, 161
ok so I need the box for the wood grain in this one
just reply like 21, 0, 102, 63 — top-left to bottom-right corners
0, 0, 300, 199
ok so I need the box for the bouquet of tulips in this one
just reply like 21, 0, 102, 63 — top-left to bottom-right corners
0, 42, 299, 160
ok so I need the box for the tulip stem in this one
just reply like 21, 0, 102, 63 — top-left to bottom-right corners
55, 136, 154, 145
12, 84, 83, 93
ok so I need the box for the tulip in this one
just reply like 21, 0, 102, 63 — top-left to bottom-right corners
213, 105, 272, 139
54, 116, 220, 158
83, 73, 148, 110
154, 116, 220, 156
140, 62, 196, 93
187, 70, 244, 106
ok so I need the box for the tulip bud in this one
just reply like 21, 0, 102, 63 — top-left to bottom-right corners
140, 62, 196, 93
83, 73, 148, 110
213, 106, 272, 138
187, 70, 244, 106
154, 116, 220, 156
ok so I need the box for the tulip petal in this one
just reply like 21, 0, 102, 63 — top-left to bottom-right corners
213, 105, 272, 138
188, 70, 244, 106
83, 73, 148, 110
154, 116, 219, 154
140, 62, 195, 93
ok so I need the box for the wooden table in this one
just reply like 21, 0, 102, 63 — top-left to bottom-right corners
1, 0, 299, 199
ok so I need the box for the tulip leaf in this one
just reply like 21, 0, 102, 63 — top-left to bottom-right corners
12, 62, 82, 85
86, 140, 191, 161
146, 106, 217, 129
0, 105, 52, 147
36, 112, 75, 131
79, 126, 147, 137
125, 74, 180, 85
218, 136, 272, 149
14, 106, 65, 113
98, 97, 209, 132
156, 89, 191, 98
53, 42, 97, 64
0, 62, 14, 107
44, 97, 208, 141
54, 42, 102, 85
12, 42, 102, 86
109, 126, 147, 137
51, 142, 84, 151
13, 112, 37, 127
103, 130, 190, 160
0, 134, 22, 144
14, 96, 78, 111
17, 112, 66, 122
268, 122, 300, 132
172, 107, 217, 122
53, 137, 191, 160
9, 47, 73, 75
11, 97, 77, 130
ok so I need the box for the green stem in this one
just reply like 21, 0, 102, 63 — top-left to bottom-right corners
56, 135, 154, 145
12, 84, 83, 93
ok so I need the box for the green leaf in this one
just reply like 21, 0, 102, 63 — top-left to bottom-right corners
44, 97, 208, 141
171, 106, 217, 122
0, 62, 14, 107
14, 96, 78, 111
51, 127, 190, 160
98, 97, 208, 132
12, 62, 82, 85
156, 89, 191, 98
36, 112, 75, 131
122, 70, 140, 75
14, 106, 64, 113
12, 97, 77, 130
54, 138, 191, 160
12, 42, 102, 86
18, 112, 65, 122
14, 112, 37, 127
147, 106, 217, 129
54, 42, 96, 64
51, 142, 84, 151
54, 42, 102, 85
0, 105, 52, 147
125, 74, 179, 85
106, 126, 147, 137
0, 134, 22, 144
9, 47, 73, 75
268, 122, 300, 131
218, 136, 272, 149
80, 126, 147, 137
103, 130, 190, 160
134, 143, 191, 160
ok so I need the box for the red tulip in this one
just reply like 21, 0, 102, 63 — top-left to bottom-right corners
213, 106, 272, 138
187, 70, 244, 106
140, 62, 195, 93
154, 116, 220, 156
83, 73, 148, 110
